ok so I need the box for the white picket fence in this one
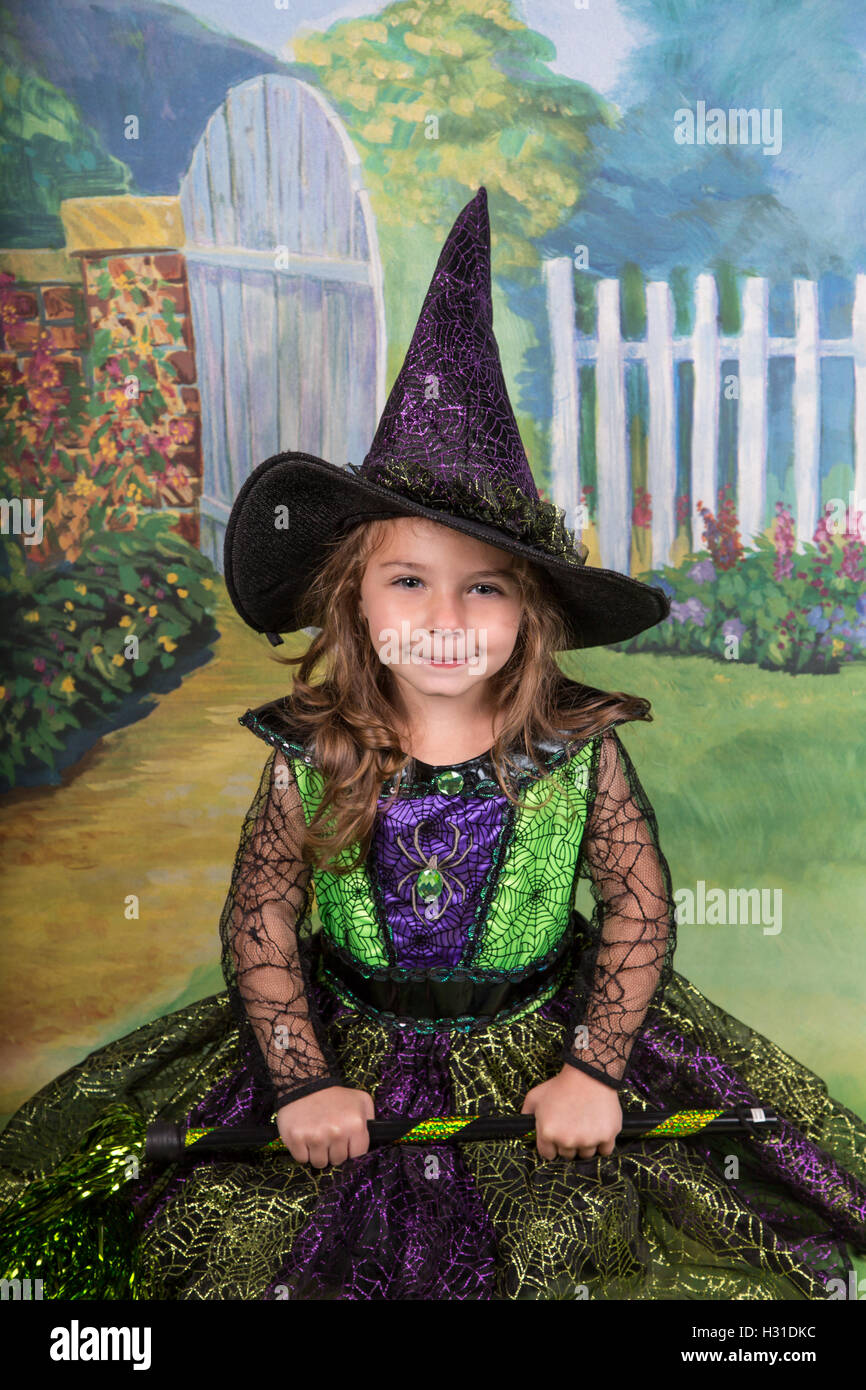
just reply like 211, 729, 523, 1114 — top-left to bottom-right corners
544, 263, 866, 574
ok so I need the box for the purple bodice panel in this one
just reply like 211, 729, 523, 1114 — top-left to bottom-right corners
369, 789, 509, 968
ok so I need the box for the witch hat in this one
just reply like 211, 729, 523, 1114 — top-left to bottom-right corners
223, 187, 670, 650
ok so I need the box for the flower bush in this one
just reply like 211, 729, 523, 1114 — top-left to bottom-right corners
0, 514, 218, 788
620, 491, 866, 674
0, 266, 219, 788
0, 267, 198, 565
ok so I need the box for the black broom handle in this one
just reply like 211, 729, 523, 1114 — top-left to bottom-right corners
145, 1105, 779, 1163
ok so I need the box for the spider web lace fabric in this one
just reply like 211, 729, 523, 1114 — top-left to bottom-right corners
219, 749, 346, 1111
220, 723, 677, 1110
560, 729, 677, 1089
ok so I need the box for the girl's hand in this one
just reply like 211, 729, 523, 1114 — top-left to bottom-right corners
521, 1067, 622, 1160
276, 1086, 376, 1169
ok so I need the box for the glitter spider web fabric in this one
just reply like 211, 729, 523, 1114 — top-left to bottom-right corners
1, 704, 865, 1300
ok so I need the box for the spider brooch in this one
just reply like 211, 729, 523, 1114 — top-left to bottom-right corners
395, 819, 473, 923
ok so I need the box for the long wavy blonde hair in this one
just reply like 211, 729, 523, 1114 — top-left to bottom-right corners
267, 516, 654, 872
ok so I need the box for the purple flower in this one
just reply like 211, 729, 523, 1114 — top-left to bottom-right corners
670, 597, 709, 626
688, 559, 716, 585
856, 594, 866, 618
805, 605, 828, 633
653, 575, 676, 598
722, 617, 746, 640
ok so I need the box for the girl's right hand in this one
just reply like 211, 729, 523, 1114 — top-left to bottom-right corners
276, 1086, 375, 1168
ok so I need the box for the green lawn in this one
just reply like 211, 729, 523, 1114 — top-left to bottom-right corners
561, 645, 866, 1119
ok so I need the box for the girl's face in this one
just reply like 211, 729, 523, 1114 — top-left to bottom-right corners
358, 516, 523, 703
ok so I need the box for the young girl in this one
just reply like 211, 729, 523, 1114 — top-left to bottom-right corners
1, 188, 865, 1301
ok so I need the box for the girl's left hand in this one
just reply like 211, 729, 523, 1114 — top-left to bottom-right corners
521, 1066, 622, 1160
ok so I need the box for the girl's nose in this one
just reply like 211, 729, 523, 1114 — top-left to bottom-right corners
423, 591, 465, 628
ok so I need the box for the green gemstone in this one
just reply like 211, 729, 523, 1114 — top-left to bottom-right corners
434, 769, 463, 795
416, 868, 443, 900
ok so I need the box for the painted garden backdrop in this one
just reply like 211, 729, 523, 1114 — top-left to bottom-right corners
1, 0, 864, 1184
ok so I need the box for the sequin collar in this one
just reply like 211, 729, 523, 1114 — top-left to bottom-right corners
386, 739, 570, 799
238, 701, 587, 799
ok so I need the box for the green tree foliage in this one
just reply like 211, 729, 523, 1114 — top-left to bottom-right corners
290, 0, 614, 278
0, 31, 132, 247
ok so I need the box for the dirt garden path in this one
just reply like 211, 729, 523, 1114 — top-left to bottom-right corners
0, 592, 301, 1125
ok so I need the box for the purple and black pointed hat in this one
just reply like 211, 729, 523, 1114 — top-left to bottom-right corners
223, 186, 670, 650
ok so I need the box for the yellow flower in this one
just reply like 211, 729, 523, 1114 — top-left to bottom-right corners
0, 685, 5, 699
118, 615, 132, 628
64, 600, 74, 611
75, 583, 87, 595
201, 578, 213, 589
157, 635, 177, 652
124, 594, 135, 605
177, 588, 188, 598
90, 645, 103, 655
60, 676, 75, 693
166, 572, 178, 584
24, 610, 40, 622
112, 654, 125, 667
831, 638, 845, 657
66, 620, 76, 631
147, 605, 157, 618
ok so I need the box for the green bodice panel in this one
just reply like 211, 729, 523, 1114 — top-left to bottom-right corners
240, 704, 597, 974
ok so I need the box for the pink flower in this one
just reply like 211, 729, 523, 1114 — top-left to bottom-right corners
632, 486, 652, 530
773, 502, 795, 581
697, 485, 744, 570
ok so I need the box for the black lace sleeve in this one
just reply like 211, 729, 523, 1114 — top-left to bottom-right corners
219, 746, 347, 1111
559, 727, 677, 1089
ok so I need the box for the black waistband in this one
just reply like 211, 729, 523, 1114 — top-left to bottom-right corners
318, 930, 573, 1024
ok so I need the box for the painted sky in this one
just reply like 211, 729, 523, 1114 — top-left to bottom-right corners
160, 0, 648, 97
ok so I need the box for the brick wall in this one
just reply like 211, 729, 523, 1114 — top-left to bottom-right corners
1, 196, 205, 548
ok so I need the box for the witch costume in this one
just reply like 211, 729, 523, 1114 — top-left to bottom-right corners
2, 189, 865, 1302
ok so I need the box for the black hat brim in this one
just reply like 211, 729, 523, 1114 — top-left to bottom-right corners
223, 451, 671, 650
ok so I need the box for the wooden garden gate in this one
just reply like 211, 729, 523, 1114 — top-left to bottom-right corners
178, 74, 386, 568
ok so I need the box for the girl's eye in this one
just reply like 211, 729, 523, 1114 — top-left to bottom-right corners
391, 577, 503, 595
